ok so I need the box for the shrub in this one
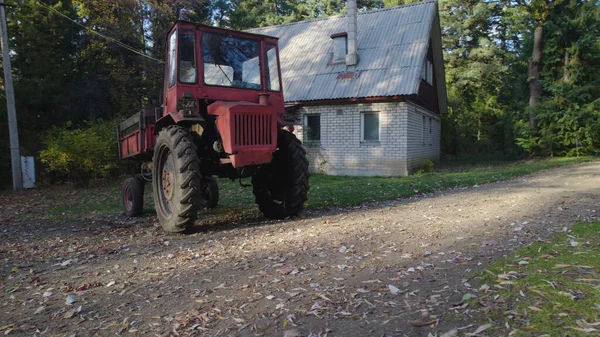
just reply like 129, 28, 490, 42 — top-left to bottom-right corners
39, 120, 119, 187
417, 159, 435, 173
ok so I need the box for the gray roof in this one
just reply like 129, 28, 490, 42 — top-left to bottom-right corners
248, 0, 446, 111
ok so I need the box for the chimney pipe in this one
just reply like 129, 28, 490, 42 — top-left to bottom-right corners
346, 0, 358, 66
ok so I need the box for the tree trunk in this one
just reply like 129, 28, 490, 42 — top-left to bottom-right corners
563, 49, 570, 82
528, 25, 543, 132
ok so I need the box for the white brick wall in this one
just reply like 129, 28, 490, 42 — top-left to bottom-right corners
292, 101, 440, 176
405, 103, 441, 171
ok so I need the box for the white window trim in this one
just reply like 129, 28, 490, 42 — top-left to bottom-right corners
361, 111, 381, 143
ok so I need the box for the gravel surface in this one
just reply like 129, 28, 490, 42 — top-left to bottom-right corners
1, 162, 598, 336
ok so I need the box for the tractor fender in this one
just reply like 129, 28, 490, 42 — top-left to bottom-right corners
154, 112, 204, 134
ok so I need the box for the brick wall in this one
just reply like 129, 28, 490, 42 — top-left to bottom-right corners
292, 101, 440, 176
405, 103, 441, 171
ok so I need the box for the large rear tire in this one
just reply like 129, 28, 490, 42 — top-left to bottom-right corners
152, 126, 203, 233
252, 130, 309, 219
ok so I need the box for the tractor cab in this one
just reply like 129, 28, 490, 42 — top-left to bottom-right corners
162, 24, 284, 122
159, 21, 286, 168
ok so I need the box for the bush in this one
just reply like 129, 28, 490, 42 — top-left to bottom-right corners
39, 120, 119, 187
416, 159, 435, 174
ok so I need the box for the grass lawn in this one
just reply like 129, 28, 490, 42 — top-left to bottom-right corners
475, 221, 600, 336
7, 156, 595, 220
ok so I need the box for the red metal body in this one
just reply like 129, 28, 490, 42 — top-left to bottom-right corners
208, 101, 277, 167
119, 22, 285, 171
118, 108, 158, 160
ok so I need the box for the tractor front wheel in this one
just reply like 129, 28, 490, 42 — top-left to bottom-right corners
252, 130, 309, 219
123, 177, 144, 217
152, 126, 203, 233
200, 176, 219, 209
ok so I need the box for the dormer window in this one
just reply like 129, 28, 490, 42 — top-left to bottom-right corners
331, 32, 347, 64
422, 57, 433, 85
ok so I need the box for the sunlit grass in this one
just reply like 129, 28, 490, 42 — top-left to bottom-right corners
478, 221, 600, 336
20, 156, 596, 219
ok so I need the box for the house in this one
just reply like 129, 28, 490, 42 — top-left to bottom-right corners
249, 0, 447, 176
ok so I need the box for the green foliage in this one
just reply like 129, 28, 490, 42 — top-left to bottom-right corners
416, 159, 435, 174
512, 0, 600, 156
39, 120, 119, 187
480, 221, 600, 335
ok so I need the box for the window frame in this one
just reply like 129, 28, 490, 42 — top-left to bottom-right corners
168, 30, 177, 88
304, 114, 321, 145
178, 29, 198, 85
332, 36, 347, 63
200, 31, 263, 91
265, 43, 282, 92
361, 111, 381, 143
421, 57, 433, 86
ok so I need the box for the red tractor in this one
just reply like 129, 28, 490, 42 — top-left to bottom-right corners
117, 21, 309, 233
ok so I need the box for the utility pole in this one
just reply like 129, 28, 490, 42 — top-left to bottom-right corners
0, 0, 22, 191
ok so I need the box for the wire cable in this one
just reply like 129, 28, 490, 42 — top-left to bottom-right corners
35, 0, 164, 64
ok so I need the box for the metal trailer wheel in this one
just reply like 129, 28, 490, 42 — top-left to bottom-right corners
152, 126, 203, 233
123, 177, 144, 217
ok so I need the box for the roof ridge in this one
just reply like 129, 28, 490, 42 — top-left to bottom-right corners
247, 0, 436, 32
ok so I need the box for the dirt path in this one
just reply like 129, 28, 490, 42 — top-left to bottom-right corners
1, 162, 598, 336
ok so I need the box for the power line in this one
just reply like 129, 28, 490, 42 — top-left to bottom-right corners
35, 0, 164, 64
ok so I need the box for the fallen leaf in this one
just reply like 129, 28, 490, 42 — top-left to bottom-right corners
440, 330, 458, 337
388, 284, 401, 295
469, 323, 492, 335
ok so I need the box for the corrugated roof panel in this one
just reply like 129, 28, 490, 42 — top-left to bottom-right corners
248, 0, 436, 102
355, 47, 388, 71
307, 74, 337, 100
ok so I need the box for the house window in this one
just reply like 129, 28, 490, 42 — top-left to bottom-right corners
305, 114, 321, 143
421, 57, 433, 85
331, 32, 347, 64
361, 112, 380, 142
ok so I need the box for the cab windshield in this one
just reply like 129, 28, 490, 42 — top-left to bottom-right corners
202, 32, 262, 90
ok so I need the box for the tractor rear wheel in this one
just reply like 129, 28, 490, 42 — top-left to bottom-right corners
200, 176, 219, 209
252, 130, 309, 219
152, 126, 203, 233
123, 177, 144, 217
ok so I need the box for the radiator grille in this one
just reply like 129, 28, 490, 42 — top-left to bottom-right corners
234, 114, 272, 146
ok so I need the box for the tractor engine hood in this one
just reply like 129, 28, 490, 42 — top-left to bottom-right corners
208, 101, 278, 167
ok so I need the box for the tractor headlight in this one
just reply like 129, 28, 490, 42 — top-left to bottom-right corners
177, 98, 196, 117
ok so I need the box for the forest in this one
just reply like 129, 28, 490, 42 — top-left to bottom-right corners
0, 0, 598, 187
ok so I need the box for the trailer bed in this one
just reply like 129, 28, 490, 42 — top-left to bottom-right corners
117, 107, 159, 160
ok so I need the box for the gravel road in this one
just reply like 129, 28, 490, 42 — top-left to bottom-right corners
1, 161, 598, 336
